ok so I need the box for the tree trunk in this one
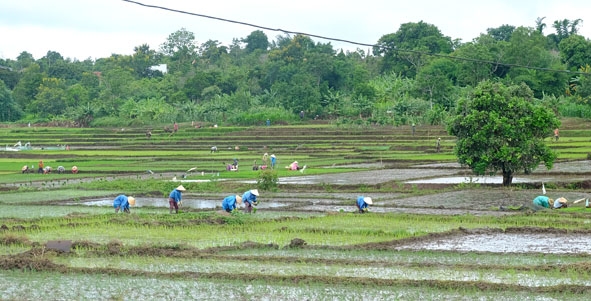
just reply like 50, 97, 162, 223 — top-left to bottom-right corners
502, 171, 513, 186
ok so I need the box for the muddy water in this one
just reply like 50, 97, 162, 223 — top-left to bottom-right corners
397, 233, 591, 254
296, 205, 518, 216
7, 160, 591, 190
406, 175, 537, 184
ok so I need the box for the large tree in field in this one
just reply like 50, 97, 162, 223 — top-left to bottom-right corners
447, 81, 560, 186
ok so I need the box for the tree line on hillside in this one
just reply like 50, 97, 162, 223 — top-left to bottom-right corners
1, 18, 591, 127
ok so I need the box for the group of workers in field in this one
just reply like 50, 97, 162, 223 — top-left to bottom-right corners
113, 187, 262, 214
21, 160, 78, 174
532, 195, 589, 210
112, 187, 376, 215
222, 189, 260, 213
112, 190, 590, 215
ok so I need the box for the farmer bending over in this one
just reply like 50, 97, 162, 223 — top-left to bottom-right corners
222, 195, 243, 212
553, 197, 568, 209
532, 195, 553, 210
356, 196, 373, 213
242, 189, 259, 214
113, 195, 135, 213
169, 185, 186, 214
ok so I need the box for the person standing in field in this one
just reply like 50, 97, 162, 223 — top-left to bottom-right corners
356, 196, 372, 213
242, 189, 259, 214
113, 195, 135, 213
38, 160, 44, 174
436, 138, 441, 153
173, 122, 179, 133
222, 195, 243, 213
554, 128, 559, 142
168, 185, 186, 214
270, 154, 277, 169
262, 153, 269, 166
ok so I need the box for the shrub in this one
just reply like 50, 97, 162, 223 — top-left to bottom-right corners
256, 169, 278, 191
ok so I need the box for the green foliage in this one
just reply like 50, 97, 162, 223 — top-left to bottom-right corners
228, 106, 296, 126
256, 169, 278, 191
1, 25, 588, 128
559, 102, 591, 118
0, 80, 22, 122
447, 81, 560, 186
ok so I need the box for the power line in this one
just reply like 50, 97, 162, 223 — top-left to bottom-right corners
122, 0, 589, 76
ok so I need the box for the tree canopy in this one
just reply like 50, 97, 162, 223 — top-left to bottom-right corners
447, 81, 560, 186
0, 18, 590, 128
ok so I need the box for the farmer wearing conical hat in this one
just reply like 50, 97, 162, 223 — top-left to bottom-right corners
356, 196, 373, 213
222, 195, 243, 213
553, 197, 569, 209
241, 189, 259, 214
169, 185, 186, 214
113, 195, 135, 214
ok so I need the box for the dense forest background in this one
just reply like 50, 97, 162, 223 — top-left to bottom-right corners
1, 18, 591, 127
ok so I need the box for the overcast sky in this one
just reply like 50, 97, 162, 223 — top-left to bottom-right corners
1, 0, 589, 61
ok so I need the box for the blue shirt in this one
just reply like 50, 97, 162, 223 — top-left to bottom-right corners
533, 196, 550, 208
357, 196, 369, 210
222, 195, 238, 211
242, 190, 257, 204
169, 189, 182, 203
113, 195, 130, 210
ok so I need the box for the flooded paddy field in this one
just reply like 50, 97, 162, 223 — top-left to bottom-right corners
3, 123, 591, 299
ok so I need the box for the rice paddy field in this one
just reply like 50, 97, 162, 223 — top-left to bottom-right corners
2, 119, 591, 300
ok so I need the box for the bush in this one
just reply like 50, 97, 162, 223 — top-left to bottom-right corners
228, 107, 296, 126
256, 169, 278, 191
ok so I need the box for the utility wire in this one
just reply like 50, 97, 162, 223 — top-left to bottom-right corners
122, 0, 589, 76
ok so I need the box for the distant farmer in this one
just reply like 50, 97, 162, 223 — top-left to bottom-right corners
270, 154, 277, 169
43, 166, 52, 174
173, 122, 179, 133
554, 128, 559, 142
211, 146, 218, 153
113, 195, 135, 213
532, 195, 553, 210
38, 160, 44, 174
553, 197, 569, 209
299, 110, 305, 120
71, 166, 79, 174
232, 158, 239, 169
21, 165, 30, 173
57, 166, 66, 174
356, 196, 373, 213
242, 189, 259, 214
168, 185, 186, 214
288, 161, 301, 170
266, 119, 271, 126
262, 153, 269, 166
412, 123, 416, 136
146, 130, 152, 139
252, 160, 259, 171
436, 138, 441, 153
222, 195, 243, 213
